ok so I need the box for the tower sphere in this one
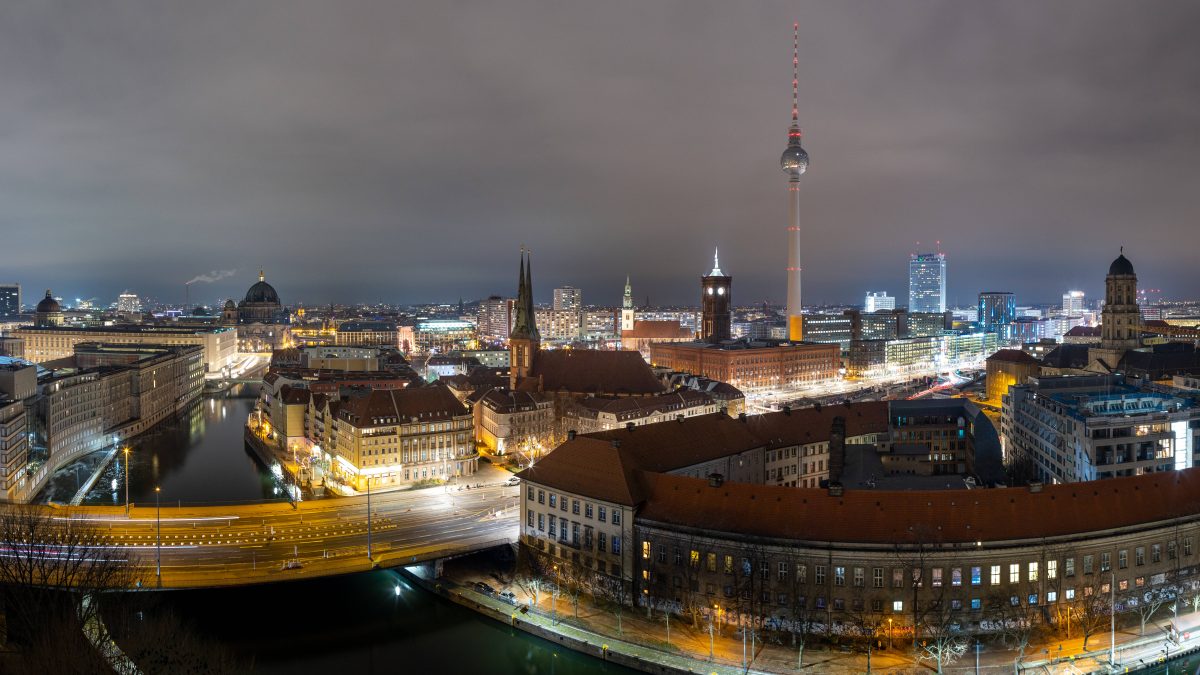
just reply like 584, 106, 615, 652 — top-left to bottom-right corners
781, 145, 809, 177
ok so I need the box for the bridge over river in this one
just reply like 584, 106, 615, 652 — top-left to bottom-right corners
33, 481, 519, 589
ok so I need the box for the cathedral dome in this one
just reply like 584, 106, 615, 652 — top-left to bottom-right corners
1108, 252, 1135, 276
223, 299, 237, 310
35, 289, 60, 314
243, 271, 280, 305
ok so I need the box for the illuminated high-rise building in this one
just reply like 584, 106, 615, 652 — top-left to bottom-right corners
908, 252, 947, 313
552, 286, 581, 312
116, 291, 142, 314
977, 292, 1015, 333
780, 23, 810, 341
1062, 290, 1085, 316
0, 283, 19, 318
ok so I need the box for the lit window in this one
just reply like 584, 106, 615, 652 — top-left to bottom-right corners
971, 567, 981, 586
893, 600, 903, 612
990, 566, 1001, 585
642, 541, 651, 560
1009, 563, 1019, 584
1028, 562, 1038, 583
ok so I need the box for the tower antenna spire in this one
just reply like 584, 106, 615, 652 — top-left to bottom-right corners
791, 22, 800, 123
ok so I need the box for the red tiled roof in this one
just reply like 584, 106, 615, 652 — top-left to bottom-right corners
532, 349, 663, 395
338, 384, 467, 427
517, 438, 645, 506
1066, 326, 1102, 337
986, 349, 1042, 365
638, 469, 1200, 545
523, 402, 889, 507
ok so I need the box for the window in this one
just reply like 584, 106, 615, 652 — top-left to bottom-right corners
611, 535, 621, 554
742, 558, 751, 576
549, 494, 557, 508
1047, 560, 1057, 580
833, 598, 845, 611
1065, 558, 1075, 577
1135, 547, 1144, 566
990, 565, 1001, 585
690, 550, 700, 568
537, 490, 545, 504
527, 487, 534, 501
1084, 555, 1094, 574
970, 598, 981, 610
1065, 588, 1075, 600
612, 510, 621, 526
950, 599, 962, 611
778, 593, 789, 606
707, 553, 717, 573
560, 498, 567, 512
723, 585, 734, 598
642, 541, 651, 560
1009, 563, 1020, 584
834, 566, 845, 586
778, 562, 789, 582
1151, 544, 1161, 564
598, 506, 607, 522
1187, 537, 1194, 556
971, 567, 982, 586
932, 568, 943, 587
1168, 541, 1177, 560
537, 513, 544, 531
797, 564, 807, 583
854, 567, 864, 587
893, 569, 904, 588
1100, 553, 1111, 573
1028, 594, 1038, 606
527, 511, 533, 527
872, 599, 883, 612
815, 597, 826, 609
1028, 562, 1038, 583
673, 548, 682, 565
893, 600, 904, 612
572, 522, 579, 545
658, 546, 667, 564
1118, 550, 1127, 569
706, 583, 715, 596
572, 500, 580, 515
598, 534, 606, 553
951, 568, 962, 587
1118, 579, 1129, 591
761, 561, 769, 581
815, 565, 826, 585
1135, 576, 1145, 588
874, 568, 884, 588
548, 515, 556, 536
585, 503, 593, 519
724, 555, 734, 575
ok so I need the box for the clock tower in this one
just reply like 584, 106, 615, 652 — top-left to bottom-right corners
700, 249, 731, 342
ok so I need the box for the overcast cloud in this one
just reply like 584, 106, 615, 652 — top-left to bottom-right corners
1, 1, 1198, 308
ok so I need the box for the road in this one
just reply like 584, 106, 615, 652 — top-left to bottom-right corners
40, 481, 519, 589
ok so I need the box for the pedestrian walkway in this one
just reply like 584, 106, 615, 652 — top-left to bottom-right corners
441, 556, 1200, 674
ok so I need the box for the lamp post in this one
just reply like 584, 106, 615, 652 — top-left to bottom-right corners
888, 617, 893, 650
155, 486, 162, 587
1110, 571, 1117, 668
123, 446, 130, 515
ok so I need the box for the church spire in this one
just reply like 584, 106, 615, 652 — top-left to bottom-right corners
509, 248, 539, 342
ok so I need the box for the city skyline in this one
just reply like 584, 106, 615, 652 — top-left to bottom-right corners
3, 2, 1199, 306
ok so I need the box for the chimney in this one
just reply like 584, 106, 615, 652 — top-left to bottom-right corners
738, 412, 747, 423
828, 415, 847, 484
676, 414, 684, 423
782, 405, 791, 415
707, 473, 724, 488
567, 429, 576, 441
626, 421, 635, 432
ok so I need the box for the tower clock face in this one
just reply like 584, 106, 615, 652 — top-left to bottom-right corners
707, 288, 714, 295
717, 287, 725, 296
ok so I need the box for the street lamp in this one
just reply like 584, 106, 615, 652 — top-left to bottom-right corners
122, 446, 130, 515
155, 486, 162, 587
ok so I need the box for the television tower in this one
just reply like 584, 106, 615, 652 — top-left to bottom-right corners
780, 22, 810, 341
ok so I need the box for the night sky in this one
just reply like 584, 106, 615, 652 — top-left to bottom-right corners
3, 1, 1199, 308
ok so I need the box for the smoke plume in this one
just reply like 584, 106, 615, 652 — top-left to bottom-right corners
185, 269, 237, 285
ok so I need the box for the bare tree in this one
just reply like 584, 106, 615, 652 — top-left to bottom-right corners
915, 590, 969, 674
514, 544, 552, 606
787, 553, 817, 669
592, 574, 632, 635
0, 506, 143, 672
987, 591, 1046, 669
1126, 584, 1173, 637
1071, 577, 1112, 650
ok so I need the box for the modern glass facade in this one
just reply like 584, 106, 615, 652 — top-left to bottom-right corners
908, 253, 946, 313
0, 284, 18, 318
978, 292, 1016, 332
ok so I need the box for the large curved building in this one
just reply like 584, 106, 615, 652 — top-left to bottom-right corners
519, 397, 1200, 643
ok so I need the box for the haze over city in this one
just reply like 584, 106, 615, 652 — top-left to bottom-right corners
3, 1, 1199, 306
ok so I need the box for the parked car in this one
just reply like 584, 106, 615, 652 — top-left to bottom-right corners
473, 581, 496, 595
281, 559, 303, 571
505, 476, 521, 486
498, 590, 517, 605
